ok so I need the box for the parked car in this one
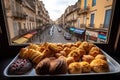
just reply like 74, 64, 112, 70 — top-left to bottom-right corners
57, 28, 62, 32
64, 33, 71, 40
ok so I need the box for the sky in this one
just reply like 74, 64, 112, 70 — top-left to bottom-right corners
41, 0, 78, 21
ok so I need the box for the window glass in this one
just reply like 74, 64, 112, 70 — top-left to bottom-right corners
90, 13, 95, 27
92, 0, 96, 6
104, 9, 111, 28
3, 0, 114, 45
84, 0, 87, 10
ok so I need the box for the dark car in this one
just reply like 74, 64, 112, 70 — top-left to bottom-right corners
64, 33, 71, 40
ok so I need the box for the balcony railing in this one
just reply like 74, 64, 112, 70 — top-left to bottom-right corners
12, 11, 27, 19
78, 6, 90, 15
88, 24, 95, 28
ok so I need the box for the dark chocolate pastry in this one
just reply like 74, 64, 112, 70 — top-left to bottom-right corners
8, 59, 33, 75
49, 57, 67, 74
35, 58, 51, 75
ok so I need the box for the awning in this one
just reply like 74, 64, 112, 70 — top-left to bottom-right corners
73, 29, 85, 34
30, 31, 37, 35
98, 34, 107, 40
23, 34, 33, 39
13, 37, 28, 44
69, 27, 75, 31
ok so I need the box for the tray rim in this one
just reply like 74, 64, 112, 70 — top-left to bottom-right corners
4, 49, 120, 77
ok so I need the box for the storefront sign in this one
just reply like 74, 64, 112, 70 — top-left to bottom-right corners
86, 30, 98, 37
86, 30, 98, 42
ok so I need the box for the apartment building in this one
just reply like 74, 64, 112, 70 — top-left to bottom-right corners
58, 0, 113, 43
82, 0, 113, 42
64, 2, 79, 28
4, 0, 51, 41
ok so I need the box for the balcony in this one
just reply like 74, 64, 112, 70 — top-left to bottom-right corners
71, 18, 77, 22
80, 24, 86, 29
12, 11, 27, 19
78, 6, 90, 15
88, 24, 95, 28
29, 17, 34, 22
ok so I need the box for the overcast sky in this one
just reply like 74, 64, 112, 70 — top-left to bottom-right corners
41, 0, 78, 21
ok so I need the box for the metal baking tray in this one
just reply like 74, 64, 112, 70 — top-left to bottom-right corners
4, 50, 120, 77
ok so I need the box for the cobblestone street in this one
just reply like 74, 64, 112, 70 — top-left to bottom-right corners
32, 25, 76, 43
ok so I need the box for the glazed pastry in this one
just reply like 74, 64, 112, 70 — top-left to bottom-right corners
63, 47, 71, 55
95, 54, 107, 60
87, 43, 95, 53
80, 61, 91, 73
76, 48, 86, 57
8, 59, 33, 75
28, 44, 40, 51
35, 58, 51, 75
66, 57, 75, 65
68, 62, 82, 74
79, 41, 89, 51
82, 55, 94, 63
55, 53, 63, 58
19, 48, 29, 59
75, 41, 82, 47
68, 50, 81, 62
48, 43, 60, 52
90, 59, 109, 73
89, 47, 102, 57
59, 51, 67, 57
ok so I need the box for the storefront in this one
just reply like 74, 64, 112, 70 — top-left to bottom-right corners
69, 27, 85, 41
98, 31, 107, 43
86, 30, 98, 42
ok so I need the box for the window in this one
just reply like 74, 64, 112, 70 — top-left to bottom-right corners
104, 9, 111, 28
92, 0, 96, 6
13, 21, 19, 36
0, 0, 117, 46
90, 13, 95, 27
84, 0, 87, 10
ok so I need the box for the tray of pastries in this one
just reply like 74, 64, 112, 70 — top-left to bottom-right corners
4, 41, 120, 77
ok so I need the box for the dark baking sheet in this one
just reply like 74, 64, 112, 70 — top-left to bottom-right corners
4, 50, 120, 77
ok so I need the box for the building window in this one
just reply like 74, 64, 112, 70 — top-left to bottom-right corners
92, 0, 96, 6
13, 21, 19, 36
84, 0, 87, 10
104, 9, 111, 28
90, 13, 95, 27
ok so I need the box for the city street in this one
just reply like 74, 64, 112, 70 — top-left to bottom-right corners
32, 25, 76, 43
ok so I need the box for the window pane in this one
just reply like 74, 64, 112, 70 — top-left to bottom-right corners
92, 0, 96, 6
90, 13, 95, 27
104, 9, 111, 28
3, 0, 114, 45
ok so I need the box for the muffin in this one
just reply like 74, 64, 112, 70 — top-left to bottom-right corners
68, 62, 82, 74
90, 59, 109, 73
82, 55, 94, 63
8, 59, 33, 75
80, 61, 91, 73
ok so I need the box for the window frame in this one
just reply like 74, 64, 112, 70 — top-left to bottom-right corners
0, 0, 120, 57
